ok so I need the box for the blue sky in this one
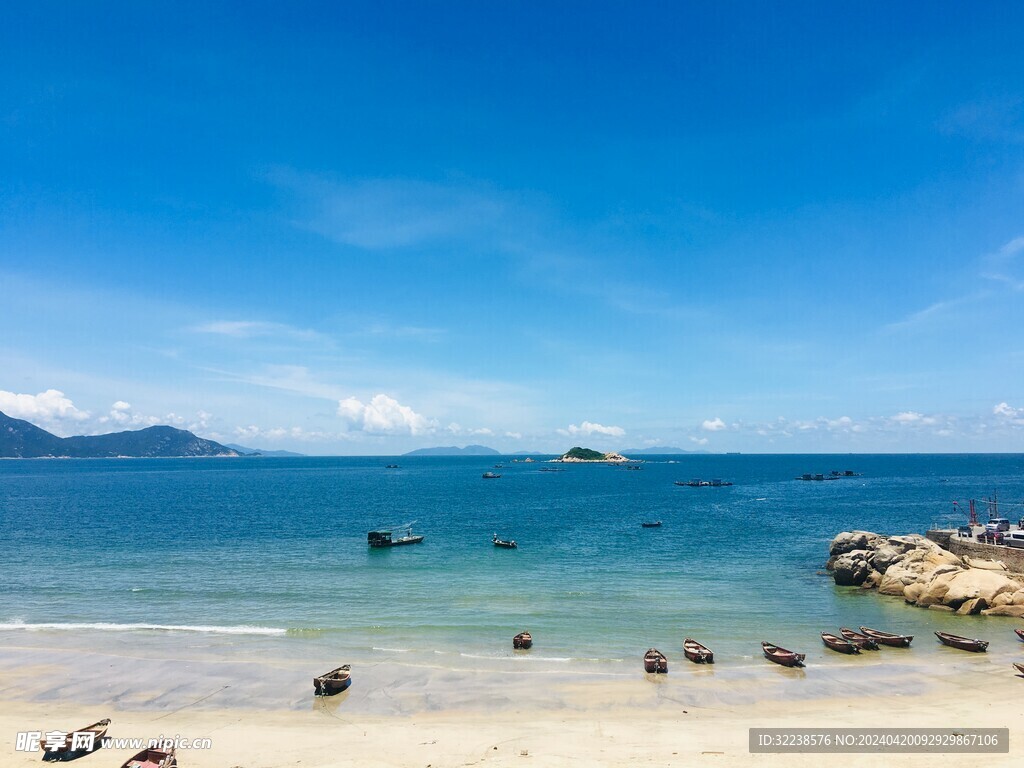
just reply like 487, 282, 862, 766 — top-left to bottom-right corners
3, 1, 1024, 453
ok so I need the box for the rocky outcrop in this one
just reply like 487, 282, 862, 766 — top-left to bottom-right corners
827, 530, 1024, 616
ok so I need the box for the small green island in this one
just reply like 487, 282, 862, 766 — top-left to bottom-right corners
557, 446, 630, 463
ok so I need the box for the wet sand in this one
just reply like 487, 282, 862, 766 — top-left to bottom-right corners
1, 631, 1022, 766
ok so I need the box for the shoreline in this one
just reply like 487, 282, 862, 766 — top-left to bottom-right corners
2, 653, 1021, 767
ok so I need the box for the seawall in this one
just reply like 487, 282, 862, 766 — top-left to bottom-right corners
926, 529, 1024, 574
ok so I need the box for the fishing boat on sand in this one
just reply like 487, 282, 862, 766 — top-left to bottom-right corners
935, 631, 988, 652
1014, 628, 1024, 642
683, 638, 714, 664
1015, 662, 1024, 676
762, 642, 805, 667
313, 664, 352, 695
644, 648, 668, 673
821, 632, 860, 654
493, 533, 517, 549
859, 626, 913, 647
40, 718, 110, 760
839, 627, 880, 650
513, 631, 532, 649
120, 747, 176, 768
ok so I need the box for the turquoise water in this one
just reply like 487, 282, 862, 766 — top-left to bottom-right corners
2, 454, 1023, 666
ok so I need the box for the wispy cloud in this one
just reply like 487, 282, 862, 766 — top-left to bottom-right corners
981, 234, 1024, 291
190, 320, 324, 341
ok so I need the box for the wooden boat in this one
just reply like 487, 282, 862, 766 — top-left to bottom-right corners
644, 648, 668, 673
839, 627, 880, 650
641, 521, 662, 528
1014, 662, 1024, 676
762, 642, 805, 667
1014, 628, 1024, 642
40, 718, 110, 759
493, 533, 517, 549
120, 747, 177, 768
935, 631, 988, 652
482, 472, 501, 479
313, 664, 352, 695
683, 638, 714, 664
859, 626, 913, 647
367, 524, 424, 547
821, 632, 860, 654
513, 631, 532, 649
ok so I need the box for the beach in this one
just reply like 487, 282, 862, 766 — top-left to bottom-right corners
2, 627, 1023, 766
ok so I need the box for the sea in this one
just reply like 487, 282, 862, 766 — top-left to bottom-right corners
2, 453, 1023, 710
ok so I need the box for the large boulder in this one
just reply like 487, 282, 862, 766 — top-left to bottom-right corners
916, 569, 962, 607
940, 570, 1022, 609
870, 545, 905, 573
980, 605, 1024, 618
832, 550, 871, 586
956, 597, 989, 615
903, 582, 925, 603
830, 531, 884, 557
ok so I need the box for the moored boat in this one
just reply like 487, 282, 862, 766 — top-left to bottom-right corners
839, 627, 880, 650
683, 638, 714, 664
644, 648, 668, 673
40, 718, 110, 760
482, 472, 501, 479
313, 664, 352, 695
493, 533, 517, 549
821, 632, 860, 654
120, 747, 177, 768
859, 626, 913, 647
513, 631, 532, 649
641, 521, 662, 528
1015, 628, 1024, 642
935, 631, 988, 652
762, 642, 805, 667
367, 524, 424, 547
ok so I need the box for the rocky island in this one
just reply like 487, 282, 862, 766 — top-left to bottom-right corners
554, 446, 631, 463
827, 530, 1024, 617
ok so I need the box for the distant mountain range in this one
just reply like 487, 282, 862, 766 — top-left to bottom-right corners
403, 445, 501, 456
0, 411, 239, 458
224, 443, 305, 457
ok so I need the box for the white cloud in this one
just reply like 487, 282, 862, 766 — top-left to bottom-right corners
689, 436, 709, 446
337, 394, 435, 435
994, 402, 1024, 418
0, 389, 90, 428
504, 431, 523, 439
559, 421, 625, 437
892, 411, 936, 425
701, 417, 727, 432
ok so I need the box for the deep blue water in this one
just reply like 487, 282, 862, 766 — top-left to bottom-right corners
1, 454, 1022, 662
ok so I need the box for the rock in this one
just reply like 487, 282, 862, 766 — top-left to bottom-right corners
928, 604, 955, 612
829, 531, 884, 557
956, 597, 988, 615
1009, 590, 1024, 606
963, 556, 1007, 571
991, 592, 1014, 607
940, 569, 1022, 609
903, 582, 925, 603
886, 535, 924, 554
870, 545, 905, 572
832, 550, 870, 586
916, 569, 961, 607
981, 605, 1024, 618
863, 571, 882, 588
